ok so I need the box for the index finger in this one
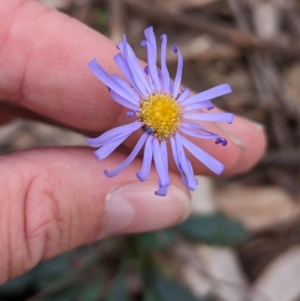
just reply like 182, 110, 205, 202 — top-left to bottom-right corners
0, 0, 122, 132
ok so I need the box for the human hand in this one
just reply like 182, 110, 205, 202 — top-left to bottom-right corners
0, 0, 266, 283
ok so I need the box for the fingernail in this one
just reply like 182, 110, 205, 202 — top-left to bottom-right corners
101, 182, 190, 237
215, 116, 265, 150
215, 122, 245, 149
247, 119, 265, 131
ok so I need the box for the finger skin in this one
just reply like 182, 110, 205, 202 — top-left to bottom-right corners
0, 111, 15, 124
0, 147, 189, 283
0, 149, 104, 283
0, 0, 266, 176
0, 0, 121, 131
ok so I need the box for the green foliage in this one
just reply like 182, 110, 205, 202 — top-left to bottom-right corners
0, 213, 249, 300
176, 213, 249, 246
78, 277, 104, 301
143, 289, 158, 301
152, 271, 207, 301
35, 250, 78, 287
0, 250, 77, 298
45, 288, 79, 301
0, 269, 37, 296
106, 265, 129, 301
132, 229, 177, 251
92, 7, 109, 34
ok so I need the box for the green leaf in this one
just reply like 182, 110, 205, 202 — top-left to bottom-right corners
105, 266, 129, 301
45, 287, 78, 301
133, 229, 177, 251
0, 269, 37, 296
29, 247, 105, 301
78, 277, 104, 301
153, 271, 206, 301
35, 251, 76, 287
143, 289, 159, 301
0, 250, 76, 296
176, 213, 248, 246
92, 8, 109, 34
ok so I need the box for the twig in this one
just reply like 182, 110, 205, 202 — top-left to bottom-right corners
124, 0, 300, 58
228, 0, 276, 108
27, 239, 125, 301
261, 150, 300, 166
109, 0, 125, 43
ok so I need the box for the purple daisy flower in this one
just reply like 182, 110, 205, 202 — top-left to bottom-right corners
87, 27, 233, 196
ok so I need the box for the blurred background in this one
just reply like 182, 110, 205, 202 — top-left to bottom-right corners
1, 0, 300, 300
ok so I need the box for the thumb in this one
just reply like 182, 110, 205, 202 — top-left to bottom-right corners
0, 148, 190, 283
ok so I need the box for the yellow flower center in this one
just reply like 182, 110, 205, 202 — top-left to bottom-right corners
138, 94, 182, 140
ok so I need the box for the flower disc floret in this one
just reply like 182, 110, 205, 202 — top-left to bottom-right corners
139, 94, 182, 140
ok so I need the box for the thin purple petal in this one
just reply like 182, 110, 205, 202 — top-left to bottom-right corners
181, 122, 226, 138
117, 35, 151, 93
110, 90, 138, 111
180, 126, 220, 139
170, 136, 187, 186
146, 67, 164, 89
177, 88, 190, 102
180, 84, 232, 106
170, 137, 198, 190
143, 65, 154, 90
183, 112, 234, 123
144, 27, 161, 90
110, 75, 139, 104
180, 122, 206, 131
186, 159, 198, 189
179, 134, 224, 175
141, 40, 161, 92
144, 27, 157, 53
174, 134, 198, 190
160, 34, 170, 93
172, 46, 183, 98
160, 140, 168, 171
181, 123, 226, 146
153, 139, 170, 188
171, 135, 198, 191
215, 137, 228, 146
155, 140, 169, 195
169, 80, 174, 94
114, 53, 147, 97
183, 100, 214, 111
155, 185, 168, 196
88, 59, 139, 103
113, 53, 133, 84
94, 135, 126, 160
136, 136, 154, 181
156, 68, 164, 89
104, 133, 148, 177
86, 121, 142, 147
126, 111, 137, 117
